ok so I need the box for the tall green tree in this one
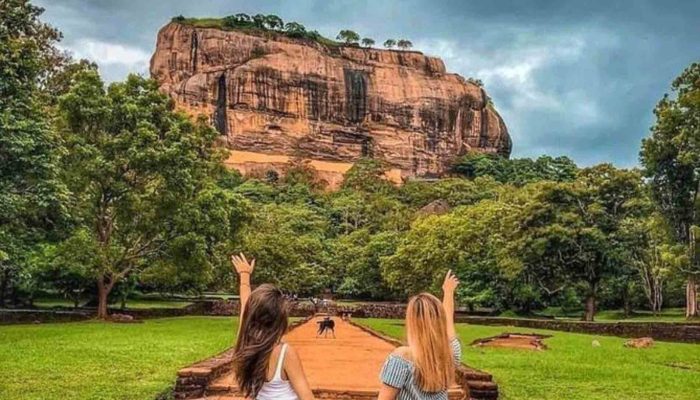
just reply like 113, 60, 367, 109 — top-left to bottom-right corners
336, 30, 360, 45
0, 0, 66, 306
341, 158, 395, 194
239, 203, 330, 295
515, 165, 643, 320
56, 71, 246, 318
330, 229, 399, 299
382, 198, 520, 305
622, 212, 686, 314
251, 14, 266, 29
284, 22, 306, 36
361, 38, 375, 48
397, 39, 413, 50
641, 62, 700, 318
263, 15, 284, 30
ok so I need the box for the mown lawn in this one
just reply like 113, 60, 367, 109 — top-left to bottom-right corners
0, 317, 237, 400
357, 318, 700, 400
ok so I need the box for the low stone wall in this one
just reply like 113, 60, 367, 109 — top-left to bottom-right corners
333, 303, 407, 319
0, 309, 93, 325
202, 300, 408, 319
0, 302, 213, 325
172, 316, 312, 399
457, 316, 700, 343
349, 321, 498, 400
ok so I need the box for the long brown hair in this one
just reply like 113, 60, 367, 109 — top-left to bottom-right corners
405, 293, 454, 392
234, 284, 289, 398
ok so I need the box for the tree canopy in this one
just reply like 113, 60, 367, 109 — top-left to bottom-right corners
641, 62, 700, 317
54, 71, 247, 317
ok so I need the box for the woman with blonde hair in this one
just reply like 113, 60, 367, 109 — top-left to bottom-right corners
378, 270, 461, 400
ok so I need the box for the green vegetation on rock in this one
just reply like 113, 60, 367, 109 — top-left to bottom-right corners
173, 14, 342, 47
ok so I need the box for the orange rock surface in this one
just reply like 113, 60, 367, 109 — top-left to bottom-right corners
150, 22, 512, 187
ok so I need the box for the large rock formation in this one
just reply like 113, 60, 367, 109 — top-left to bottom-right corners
150, 22, 511, 187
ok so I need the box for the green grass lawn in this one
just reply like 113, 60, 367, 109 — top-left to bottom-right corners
0, 317, 237, 400
357, 318, 700, 400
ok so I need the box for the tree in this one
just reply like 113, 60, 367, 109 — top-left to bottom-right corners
284, 22, 306, 36
382, 199, 520, 306
341, 158, 395, 194
234, 13, 251, 23
0, 0, 67, 306
336, 30, 360, 45
452, 152, 578, 186
515, 165, 643, 321
399, 177, 502, 209
330, 229, 399, 299
361, 38, 375, 48
641, 62, 700, 318
397, 39, 413, 50
239, 203, 330, 295
468, 77, 484, 87
56, 71, 247, 318
263, 15, 284, 30
251, 14, 266, 28
622, 212, 686, 314
383, 39, 397, 49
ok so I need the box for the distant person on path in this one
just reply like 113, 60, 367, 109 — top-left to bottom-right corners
378, 270, 461, 400
231, 253, 315, 400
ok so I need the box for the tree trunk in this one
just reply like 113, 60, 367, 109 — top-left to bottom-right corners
96, 276, 114, 319
0, 270, 7, 308
651, 283, 661, 315
623, 288, 632, 319
583, 287, 597, 322
687, 277, 698, 319
584, 294, 596, 321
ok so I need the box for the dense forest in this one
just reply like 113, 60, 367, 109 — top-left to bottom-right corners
2, 1, 699, 321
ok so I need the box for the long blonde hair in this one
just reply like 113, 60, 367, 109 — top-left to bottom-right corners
405, 293, 454, 392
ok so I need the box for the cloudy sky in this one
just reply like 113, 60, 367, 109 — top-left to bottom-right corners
36, 0, 699, 167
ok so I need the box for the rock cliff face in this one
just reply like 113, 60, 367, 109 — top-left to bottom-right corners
150, 22, 511, 187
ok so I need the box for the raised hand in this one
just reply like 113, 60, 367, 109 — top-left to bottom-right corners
442, 269, 459, 340
442, 269, 459, 294
231, 253, 255, 276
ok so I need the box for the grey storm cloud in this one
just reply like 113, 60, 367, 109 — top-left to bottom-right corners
35, 0, 700, 167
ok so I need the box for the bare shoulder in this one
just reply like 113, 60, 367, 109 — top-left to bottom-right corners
391, 346, 412, 360
283, 343, 301, 363
283, 342, 297, 353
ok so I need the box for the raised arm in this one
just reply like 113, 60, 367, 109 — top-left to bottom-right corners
442, 270, 459, 340
284, 345, 315, 400
231, 253, 255, 324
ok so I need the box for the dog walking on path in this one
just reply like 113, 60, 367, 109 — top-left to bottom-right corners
316, 316, 336, 338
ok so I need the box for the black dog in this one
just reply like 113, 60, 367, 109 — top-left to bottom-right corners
316, 317, 336, 338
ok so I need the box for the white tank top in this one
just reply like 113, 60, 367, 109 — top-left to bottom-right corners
256, 343, 299, 400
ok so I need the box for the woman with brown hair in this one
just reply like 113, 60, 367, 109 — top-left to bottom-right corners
231, 253, 315, 400
378, 270, 461, 400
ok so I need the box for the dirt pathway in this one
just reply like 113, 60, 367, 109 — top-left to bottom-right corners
210, 317, 396, 394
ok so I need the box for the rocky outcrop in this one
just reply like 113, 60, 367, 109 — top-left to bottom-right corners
150, 22, 511, 187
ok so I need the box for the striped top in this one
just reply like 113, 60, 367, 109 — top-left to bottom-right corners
379, 338, 461, 400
